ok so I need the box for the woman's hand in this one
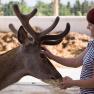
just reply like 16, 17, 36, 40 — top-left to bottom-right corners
59, 76, 74, 89
41, 47, 54, 59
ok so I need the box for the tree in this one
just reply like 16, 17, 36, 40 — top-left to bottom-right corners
3, 0, 31, 16
34, 1, 53, 16
66, 1, 72, 15
73, 0, 82, 16
19, 0, 31, 14
59, 2, 71, 16
81, 0, 89, 15
0, 2, 3, 15
3, 1, 18, 16
52, 0, 60, 16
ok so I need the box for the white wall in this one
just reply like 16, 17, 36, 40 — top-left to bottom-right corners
0, 16, 90, 35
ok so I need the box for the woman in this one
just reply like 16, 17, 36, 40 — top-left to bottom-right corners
41, 8, 94, 94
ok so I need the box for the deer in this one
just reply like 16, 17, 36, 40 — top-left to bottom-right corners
0, 4, 70, 90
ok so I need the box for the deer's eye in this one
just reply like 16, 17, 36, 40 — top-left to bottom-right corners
28, 36, 33, 41
28, 36, 35, 44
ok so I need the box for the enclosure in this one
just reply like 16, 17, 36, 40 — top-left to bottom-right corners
0, 16, 90, 94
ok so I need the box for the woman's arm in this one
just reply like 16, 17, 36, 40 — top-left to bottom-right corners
61, 76, 94, 89
42, 47, 87, 68
73, 77, 94, 88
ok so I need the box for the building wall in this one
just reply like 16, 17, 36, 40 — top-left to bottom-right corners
0, 16, 90, 35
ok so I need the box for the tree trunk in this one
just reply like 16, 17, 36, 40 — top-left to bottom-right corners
52, 0, 60, 16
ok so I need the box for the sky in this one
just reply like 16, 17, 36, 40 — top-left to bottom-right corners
1, 0, 94, 6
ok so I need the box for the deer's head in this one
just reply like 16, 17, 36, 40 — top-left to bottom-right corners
9, 4, 70, 85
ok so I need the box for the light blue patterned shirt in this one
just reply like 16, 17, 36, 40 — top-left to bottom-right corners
80, 40, 94, 94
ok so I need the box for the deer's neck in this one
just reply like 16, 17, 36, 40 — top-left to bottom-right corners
0, 47, 25, 71
0, 47, 19, 61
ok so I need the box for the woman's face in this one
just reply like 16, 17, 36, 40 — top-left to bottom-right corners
87, 22, 94, 38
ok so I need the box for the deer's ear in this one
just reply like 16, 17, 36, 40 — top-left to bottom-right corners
18, 26, 28, 44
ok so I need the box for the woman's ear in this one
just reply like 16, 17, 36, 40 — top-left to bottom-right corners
18, 26, 28, 44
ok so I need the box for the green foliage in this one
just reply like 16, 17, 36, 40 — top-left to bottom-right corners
2, 0, 31, 16
0, 0, 94, 16
0, 4, 3, 15
3, 1, 17, 16
34, 1, 53, 16
81, 0, 89, 15
19, 0, 31, 14
60, 4, 71, 16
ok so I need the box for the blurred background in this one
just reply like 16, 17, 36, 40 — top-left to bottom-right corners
0, 0, 94, 94
0, 0, 93, 16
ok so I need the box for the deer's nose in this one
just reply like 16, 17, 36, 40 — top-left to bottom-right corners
50, 76, 56, 80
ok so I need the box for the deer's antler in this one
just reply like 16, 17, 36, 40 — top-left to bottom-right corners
40, 23, 70, 45
39, 16, 60, 37
13, 4, 63, 44
41, 39, 62, 45
9, 24, 18, 35
13, 4, 37, 39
